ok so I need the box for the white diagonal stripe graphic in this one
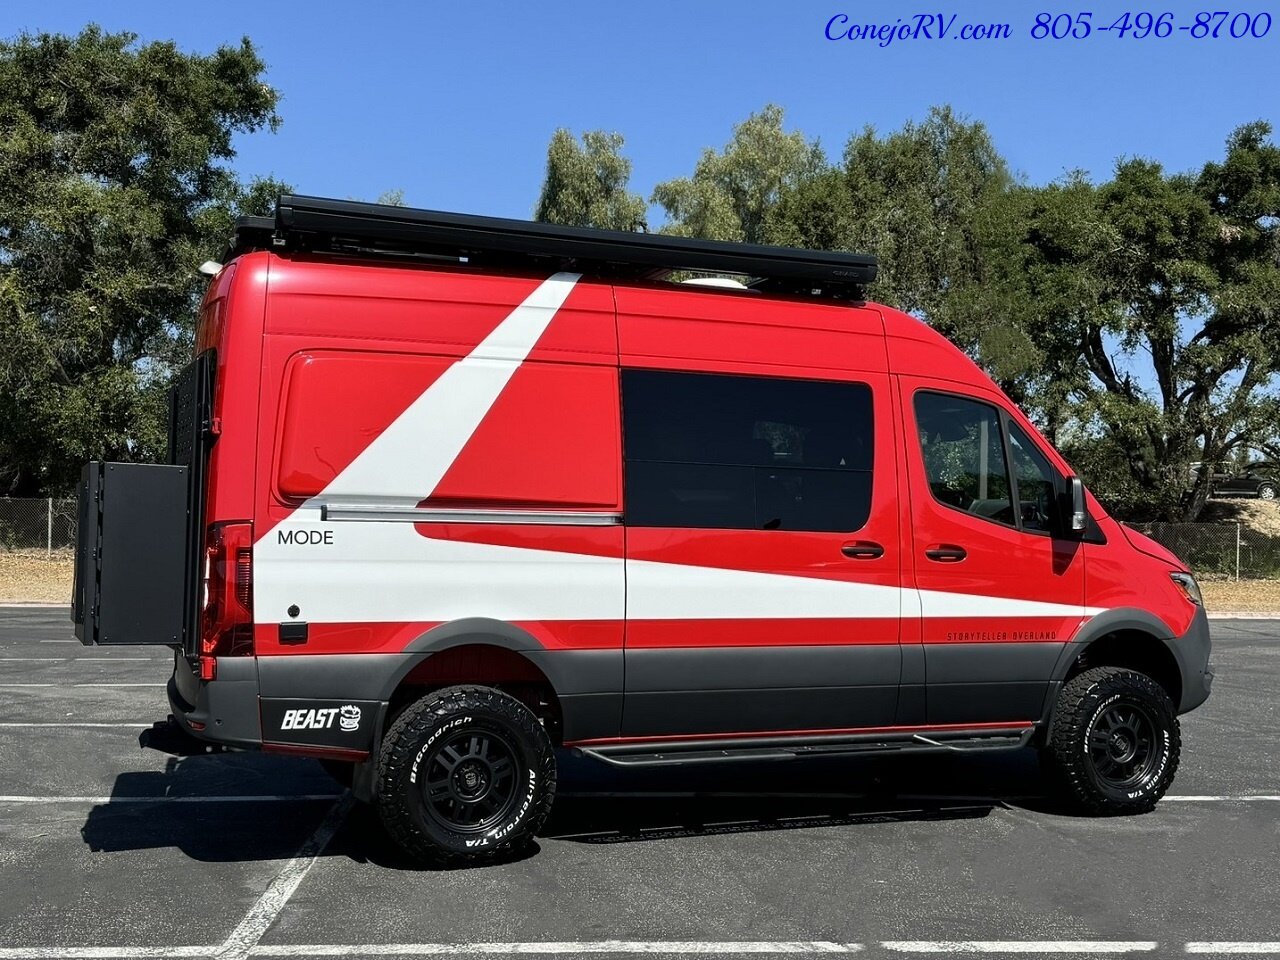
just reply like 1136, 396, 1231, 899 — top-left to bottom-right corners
302, 272, 583, 508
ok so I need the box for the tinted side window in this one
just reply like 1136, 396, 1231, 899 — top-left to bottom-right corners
914, 392, 1015, 527
1008, 423, 1061, 534
623, 370, 874, 532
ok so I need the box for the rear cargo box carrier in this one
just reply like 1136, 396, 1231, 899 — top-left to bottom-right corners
73, 461, 189, 645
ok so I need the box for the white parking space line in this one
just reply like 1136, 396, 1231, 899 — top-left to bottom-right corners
0, 949, 212, 959
252, 945, 862, 956
19, 660, 157, 664
0, 682, 165, 687
0, 723, 150, 728
554, 793, 1280, 809
0, 795, 343, 804
217, 794, 355, 960
2, 792, 1279, 805
882, 944, 1157, 954
0, 943, 1279, 958
1186, 946, 1280, 954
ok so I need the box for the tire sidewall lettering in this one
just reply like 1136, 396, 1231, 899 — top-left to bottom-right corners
382, 688, 554, 864
1077, 679, 1175, 803
464, 770, 539, 848
409, 714, 472, 785
1127, 728, 1172, 799
1082, 693, 1121, 761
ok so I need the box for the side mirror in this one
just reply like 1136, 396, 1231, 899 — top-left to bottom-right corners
1067, 476, 1087, 533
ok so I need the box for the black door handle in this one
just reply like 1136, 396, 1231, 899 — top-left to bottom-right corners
925, 545, 967, 562
842, 541, 884, 559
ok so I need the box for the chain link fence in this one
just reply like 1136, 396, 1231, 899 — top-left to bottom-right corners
1129, 522, 1280, 580
0, 498, 78, 555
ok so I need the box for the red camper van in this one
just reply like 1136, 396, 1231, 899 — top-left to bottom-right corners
73, 196, 1212, 865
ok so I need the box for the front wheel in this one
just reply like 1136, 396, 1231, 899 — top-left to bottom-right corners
1258, 482, 1277, 501
1043, 666, 1180, 814
376, 685, 556, 866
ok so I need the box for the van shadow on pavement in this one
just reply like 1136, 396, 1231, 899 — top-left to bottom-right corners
80, 745, 1068, 869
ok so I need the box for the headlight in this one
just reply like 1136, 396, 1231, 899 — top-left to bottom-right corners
1170, 572, 1202, 605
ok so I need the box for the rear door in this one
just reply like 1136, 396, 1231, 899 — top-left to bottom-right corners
616, 289, 902, 739
900, 379, 1086, 724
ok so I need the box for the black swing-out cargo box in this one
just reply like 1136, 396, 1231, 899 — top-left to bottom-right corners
72, 461, 189, 645
71, 352, 216, 647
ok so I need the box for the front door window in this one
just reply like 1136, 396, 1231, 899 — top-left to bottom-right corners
914, 391, 1016, 528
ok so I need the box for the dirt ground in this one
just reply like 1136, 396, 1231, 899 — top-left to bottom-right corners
2, 548, 1277, 613
1199, 578, 1280, 613
1201, 497, 1280, 537
0, 551, 73, 604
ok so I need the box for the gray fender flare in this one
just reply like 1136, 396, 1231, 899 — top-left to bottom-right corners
256, 618, 549, 704
1037, 607, 1177, 729
393, 617, 548, 695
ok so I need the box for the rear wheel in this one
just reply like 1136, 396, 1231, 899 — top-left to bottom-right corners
1258, 482, 1276, 501
1043, 666, 1180, 814
376, 685, 556, 866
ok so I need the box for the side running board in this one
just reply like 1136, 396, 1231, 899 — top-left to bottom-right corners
574, 727, 1034, 768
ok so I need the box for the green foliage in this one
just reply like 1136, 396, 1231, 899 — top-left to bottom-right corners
746, 105, 1280, 522
0, 26, 286, 495
534, 130, 646, 231
948, 125, 1280, 520
347, 189, 407, 206
652, 105, 825, 243
765, 106, 1009, 321
4, 42, 1276, 527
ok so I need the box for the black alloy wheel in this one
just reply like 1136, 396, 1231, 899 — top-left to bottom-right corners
1086, 700, 1159, 790
420, 728, 520, 833
1043, 666, 1181, 814
376, 685, 556, 866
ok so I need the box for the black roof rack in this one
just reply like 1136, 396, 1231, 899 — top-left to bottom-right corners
231, 195, 877, 296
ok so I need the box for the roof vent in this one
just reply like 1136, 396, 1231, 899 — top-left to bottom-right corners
681, 277, 749, 290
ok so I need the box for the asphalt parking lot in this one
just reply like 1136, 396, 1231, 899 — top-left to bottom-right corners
0, 606, 1277, 959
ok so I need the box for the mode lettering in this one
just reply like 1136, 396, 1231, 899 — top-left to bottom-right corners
277, 529, 334, 546
281, 707, 340, 730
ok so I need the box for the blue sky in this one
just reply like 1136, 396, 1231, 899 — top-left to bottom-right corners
2, 1, 1276, 222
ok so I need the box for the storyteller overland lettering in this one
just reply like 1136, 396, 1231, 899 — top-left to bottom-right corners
945, 628, 1061, 643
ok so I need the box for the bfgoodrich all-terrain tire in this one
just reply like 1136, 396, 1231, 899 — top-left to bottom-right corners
1044, 666, 1180, 815
376, 685, 556, 866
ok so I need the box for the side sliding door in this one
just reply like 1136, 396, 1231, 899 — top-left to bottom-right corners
619, 367, 903, 739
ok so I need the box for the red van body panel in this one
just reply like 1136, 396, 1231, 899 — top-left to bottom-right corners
176, 251, 1210, 756
195, 252, 269, 527
615, 283, 890, 375
247, 262, 624, 674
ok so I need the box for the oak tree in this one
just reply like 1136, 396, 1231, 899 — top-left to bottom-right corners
0, 26, 287, 495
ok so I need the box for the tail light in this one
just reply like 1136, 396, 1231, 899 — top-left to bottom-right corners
200, 521, 254, 680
